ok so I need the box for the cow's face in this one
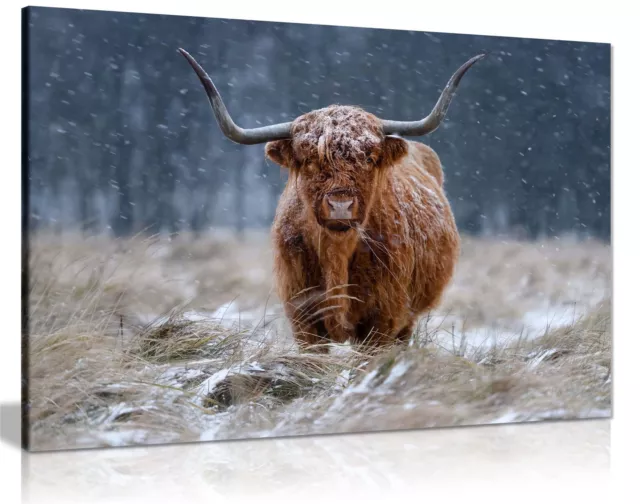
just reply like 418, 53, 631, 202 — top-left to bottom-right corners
266, 106, 408, 233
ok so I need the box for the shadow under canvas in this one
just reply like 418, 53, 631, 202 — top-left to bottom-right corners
1, 403, 22, 450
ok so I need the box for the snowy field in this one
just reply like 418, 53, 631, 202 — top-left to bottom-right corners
25, 230, 611, 450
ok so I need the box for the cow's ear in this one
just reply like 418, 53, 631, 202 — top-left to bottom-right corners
380, 136, 409, 168
266, 140, 299, 170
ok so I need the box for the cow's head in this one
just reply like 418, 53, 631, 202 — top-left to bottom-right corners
178, 48, 485, 234
265, 106, 408, 231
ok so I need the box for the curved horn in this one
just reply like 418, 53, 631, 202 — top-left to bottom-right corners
381, 53, 487, 137
178, 48, 292, 145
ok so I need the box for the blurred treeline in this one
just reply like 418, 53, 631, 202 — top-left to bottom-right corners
24, 7, 611, 240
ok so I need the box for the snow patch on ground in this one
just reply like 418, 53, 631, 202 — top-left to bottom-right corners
382, 360, 412, 386
138, 300, 283, 332
429, 303, 591, 355
193, 368, 235, 406
490, 407, 611, 425
159, 367, 205, 388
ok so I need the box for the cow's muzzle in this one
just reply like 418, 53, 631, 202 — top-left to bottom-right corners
319, 191, 361, 232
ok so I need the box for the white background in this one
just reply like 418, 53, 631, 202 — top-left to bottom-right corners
1, 1, 638, 502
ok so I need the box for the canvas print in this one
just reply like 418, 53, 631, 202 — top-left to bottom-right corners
22, 6, 611, 451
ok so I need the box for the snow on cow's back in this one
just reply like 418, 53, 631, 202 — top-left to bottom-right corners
390, 141, 451, 234
407, 141, 444, 187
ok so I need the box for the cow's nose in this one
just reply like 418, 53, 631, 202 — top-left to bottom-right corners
326, 196, 354, 219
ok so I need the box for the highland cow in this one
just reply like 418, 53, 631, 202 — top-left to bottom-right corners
179, 48, 485, 350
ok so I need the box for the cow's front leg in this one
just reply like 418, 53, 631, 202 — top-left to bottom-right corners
395, 319, 417, 344
273, 235, 330, 353
322, 306, 353, 344
354, 317, 397, 348
353, 304, 412, 349
284, 287, 332, 353
315, 239, 358, 344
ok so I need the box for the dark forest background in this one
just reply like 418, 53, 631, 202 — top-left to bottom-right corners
24, 7, 611, 240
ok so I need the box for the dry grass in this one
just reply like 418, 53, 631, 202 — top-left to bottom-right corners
25, 230, 612, 451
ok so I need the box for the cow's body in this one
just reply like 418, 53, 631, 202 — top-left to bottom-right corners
271, 133, 459, 349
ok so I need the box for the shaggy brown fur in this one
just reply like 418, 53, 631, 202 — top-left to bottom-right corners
267, 105, 460, 351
